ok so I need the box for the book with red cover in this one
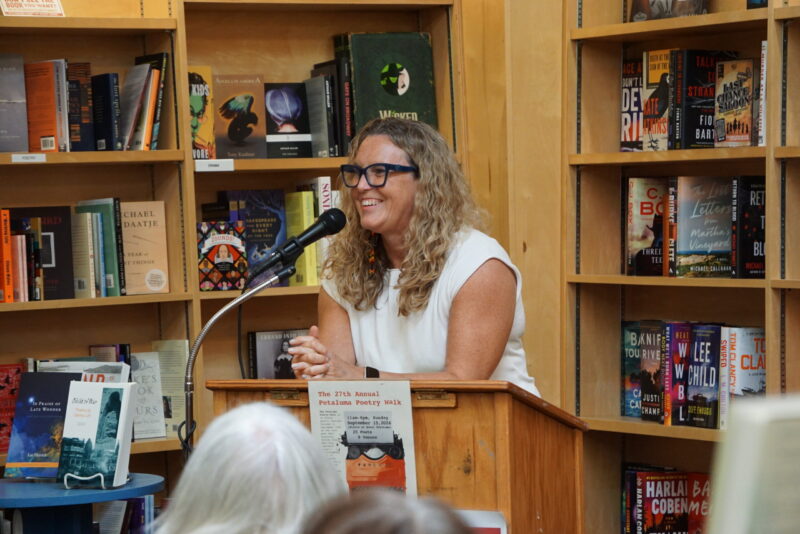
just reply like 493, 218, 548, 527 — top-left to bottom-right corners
0, 364, 24, 454
197, 220, 247, 291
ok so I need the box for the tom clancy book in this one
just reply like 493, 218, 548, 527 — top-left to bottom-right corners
730, 175, 765, 278
630, 0, 708, 21
264, 82, 312, 158
635, 471, 689, 533
727, 326, 766, 400
687, 323, 721, 429
669, 49, 737, 150
213, 74, 267, 159
639, 320, 664, 423
188, 65, 215, 159
687, 472, 710, 534
676, 176, 732, 277
621, 58, 643, 151
626, 177, 666, 276
348, 32, 437, 132
714, 58, 754, 148
197, 220, 247, 291
621, 321, 642, 418
662, 321, 691, 426
642, 49, 675, 151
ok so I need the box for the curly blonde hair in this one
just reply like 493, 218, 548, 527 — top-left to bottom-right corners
324, 118, 485, 316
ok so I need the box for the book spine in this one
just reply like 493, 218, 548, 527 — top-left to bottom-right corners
149, 54, 168, 150
113, 198, 126, 295
666, 177, 677, 276
719, 326, 730, 430
759, 40, 767, 147
91, 74, 122, 151
731, 176, 739, 278
334, 34, 354, 145
52, 61, 69, 152
323, 75, 338, 157
0, 210, 12, 303
248, 331, 256, 379
661, 323, 672, 426
669, 50, 681, 150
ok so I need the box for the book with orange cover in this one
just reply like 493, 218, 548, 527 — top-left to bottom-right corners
23, 61, 60, 153
0, 209, 12, 303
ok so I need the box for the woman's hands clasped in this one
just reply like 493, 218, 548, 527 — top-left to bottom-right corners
289, 325, 361, 379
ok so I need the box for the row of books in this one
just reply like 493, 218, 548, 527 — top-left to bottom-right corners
0, 200, 169, 303
0, 53, 169, 153
190, 31, 437, 160
628, 0, 765, 22
196, 177, 338, 291
626, 175, 765, 278
0, 339, 189, 457
622, 463, 709, 534
621, 44, 767, 152
622, 321, 766, 430
1, 496, 155, 534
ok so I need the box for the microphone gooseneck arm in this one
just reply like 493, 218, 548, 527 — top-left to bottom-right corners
180, 263, 296, 458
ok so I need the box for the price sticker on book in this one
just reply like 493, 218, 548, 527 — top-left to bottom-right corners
195, 159, 234, 172
11, 154, 46, 163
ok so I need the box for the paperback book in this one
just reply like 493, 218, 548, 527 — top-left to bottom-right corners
265, 82, 312, 158
687, 323, 721, 429
662, 321, 691, 426
0, 364, 24, 454
621, 321, 642, 418
188, 66, 215, 159
714, 58, 755, 148
730, 175, 765, 278
626, 177, 666, 276
621, 58, 643, 152
57, 381, 135, 488
214, 74, 267, 159
639, 320, 664, 423
676, 176, 732, 277
197, 220, 247, 291
120, 200, 170, 295
0, 53, 28, 152
248, 329, 309, 379
642, 49, 674, 151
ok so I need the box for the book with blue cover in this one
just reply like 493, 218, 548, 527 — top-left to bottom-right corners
688, 323, 721, 429
4, 372, 82, 479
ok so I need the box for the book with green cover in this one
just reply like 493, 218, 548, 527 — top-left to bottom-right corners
348, 32, 437, 132
75, 198, 125, 296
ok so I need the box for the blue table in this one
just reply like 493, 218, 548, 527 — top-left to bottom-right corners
0, 473, 164, 533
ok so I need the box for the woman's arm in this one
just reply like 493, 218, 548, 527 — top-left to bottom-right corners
291, 259, 516, 381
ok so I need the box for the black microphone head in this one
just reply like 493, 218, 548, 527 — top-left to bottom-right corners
319, 208, 347, 235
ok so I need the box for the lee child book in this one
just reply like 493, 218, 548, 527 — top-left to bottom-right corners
621, 59, 643, 152
714, 58, 754, 147
642, 49, 674, 151
197, 220, 247, 291
627, 177, 667, 276
687, 323, 721, 429
214, 74, 267, 159
347, 32, 438, 133
57, 381, 135, 488
676, 176, 732, 277
188, 66, 215, 159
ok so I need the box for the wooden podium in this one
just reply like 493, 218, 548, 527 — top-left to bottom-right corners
207, 379, 587, 534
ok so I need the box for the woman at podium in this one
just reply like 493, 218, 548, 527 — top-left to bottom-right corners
290, 117, 538, 396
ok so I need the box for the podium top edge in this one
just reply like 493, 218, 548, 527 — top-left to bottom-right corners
205, 379, 588, 432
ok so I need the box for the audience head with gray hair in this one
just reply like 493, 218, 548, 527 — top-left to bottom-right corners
154, 402, 345, 534
301, 487, 473, 534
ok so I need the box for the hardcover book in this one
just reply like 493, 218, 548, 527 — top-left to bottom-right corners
670, 50, 736, 150
621, 58, 643, 152
197, 220, 247, 291
332, 36, 354, 144
311, 59, 344, 155
662, 321, 691, 426
23, 61, 60, 152
626, 177, 667, 276
76, 198, 125, 297
296, 175, 334, 277
91, 73, 122, 151
10, 205, 74, 300
66, 62, 94, 152
635, 471, 689, 533
57, 381, 135, 488
285, 191, 318, 286
248, 329, 309, 379
639, 320, 664, 423
118, 63, 151, 151
621, 321, 642, 418
348, 32, 437, 132
129, 65, 160, 151
676, 176, 733, 277
714, 58, 755, 148
304, 74, 338, 157
0, 364, 23, 454
0, 209, 11, 303
687, 472, 710, 534
630, 0, 708, 21
214, 74, 267, 159
727, 326, 766, 399
0, 53, 28, 152
134, 53, 169, 150
731, 175, 765, 278
5, 371, 82, 479
264, 82, 312, 158
71, 211, 97, 298
129, 352, 166, 440
120, 200, 170, 295
188, 65, 215, 159
687, 323, 721, 429
642, 49, 674, 151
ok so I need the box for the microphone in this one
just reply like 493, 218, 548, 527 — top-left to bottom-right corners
246, 208, 347, 284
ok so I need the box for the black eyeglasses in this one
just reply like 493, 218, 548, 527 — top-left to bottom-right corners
340, 163, 419, 188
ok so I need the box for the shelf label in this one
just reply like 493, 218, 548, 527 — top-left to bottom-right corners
0, 0, 64, 17
195, 159, 234, 172
11, 153, 46, 163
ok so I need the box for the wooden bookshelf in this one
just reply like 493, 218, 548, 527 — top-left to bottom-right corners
562, 1, 781, 532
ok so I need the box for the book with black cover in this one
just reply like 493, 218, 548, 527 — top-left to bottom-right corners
348, 32, 437, 132
66, 62, 94, 152
91, 73, 122, 151
731, 175, 765, 278
264, 82, 312, 158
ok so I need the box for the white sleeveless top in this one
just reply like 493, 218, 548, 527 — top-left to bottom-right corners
323, 229, 539, 395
